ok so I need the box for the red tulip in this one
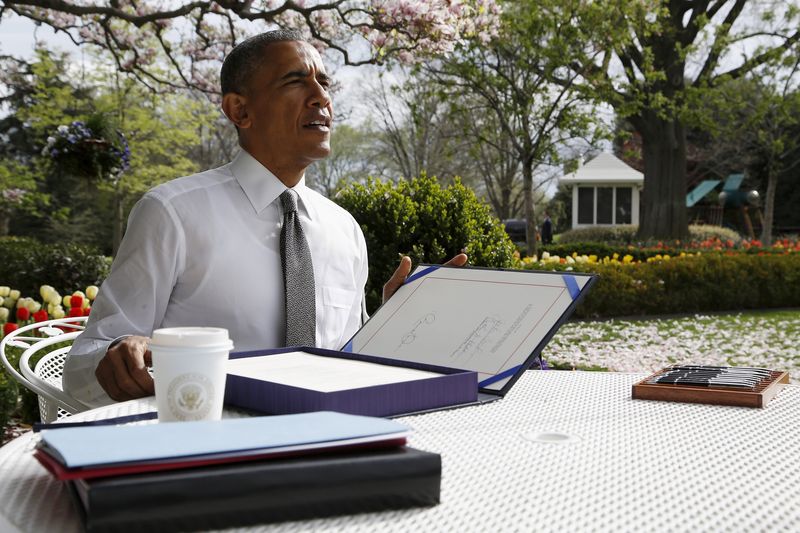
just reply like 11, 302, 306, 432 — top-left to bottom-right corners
33, 310, 49, 323
83, 306, 92, 316
70, 295, 84, 308
68, 307, 84, 318
16, 307, 30, 321
3, 322, 18, 336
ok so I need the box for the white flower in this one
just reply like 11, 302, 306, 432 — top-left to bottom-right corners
57, 125, 69, 134
40, 285, 55, 300
86, 285, 99, 300
0, 286, 7, 297
46, 136, 56, 146
9, 289, 20, 300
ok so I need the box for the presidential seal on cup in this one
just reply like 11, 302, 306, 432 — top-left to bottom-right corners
149, 327, 233, 422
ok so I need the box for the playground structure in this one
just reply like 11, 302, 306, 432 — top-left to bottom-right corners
686, 173, 763, 239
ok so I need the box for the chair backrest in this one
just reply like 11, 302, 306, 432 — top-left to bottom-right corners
1, 317, 91, 422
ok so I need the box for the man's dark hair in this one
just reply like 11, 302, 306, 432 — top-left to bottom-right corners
220, 29, 306, 95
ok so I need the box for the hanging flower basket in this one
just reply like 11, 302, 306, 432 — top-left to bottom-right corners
42, 114, 130, 183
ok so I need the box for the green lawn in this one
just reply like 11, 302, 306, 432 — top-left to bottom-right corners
544, 309, 800, 383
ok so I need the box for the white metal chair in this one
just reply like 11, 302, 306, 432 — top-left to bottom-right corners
1, 316, 93, 422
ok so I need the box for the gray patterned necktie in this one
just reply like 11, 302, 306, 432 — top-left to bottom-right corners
280, 189, 316, 346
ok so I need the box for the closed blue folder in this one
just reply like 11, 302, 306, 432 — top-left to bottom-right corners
39, 411, 409, 469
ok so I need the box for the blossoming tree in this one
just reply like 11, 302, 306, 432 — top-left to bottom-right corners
1, 0, 500, 92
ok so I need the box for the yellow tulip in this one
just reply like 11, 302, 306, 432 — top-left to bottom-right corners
73, 290, 86, 300
51, 305, 66, 319
47, 292, 61, 306
0, 286, 9, 297
86, 285, 99, 300
40, 285, 54, 300
0, 308, 7, 321
9, 290, 20, 300
82, 298, 90, 309
63, 295, 72, 307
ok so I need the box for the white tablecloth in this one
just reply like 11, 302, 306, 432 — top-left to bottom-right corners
1, 370, 799, 532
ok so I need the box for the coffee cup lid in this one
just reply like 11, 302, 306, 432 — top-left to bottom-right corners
150, 327, 233, 349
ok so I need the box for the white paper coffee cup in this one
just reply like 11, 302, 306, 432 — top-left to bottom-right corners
150, 327, 234, 423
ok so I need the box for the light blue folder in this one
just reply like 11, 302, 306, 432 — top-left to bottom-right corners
39, 411, 409, 469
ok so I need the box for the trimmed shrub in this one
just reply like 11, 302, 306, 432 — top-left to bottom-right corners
522, 253, 800, 318
0, 237, 111, 297
557, 225, 639, 244
689, 224, 743, 244
557, 224, 742, 245
334, 175, 518, 312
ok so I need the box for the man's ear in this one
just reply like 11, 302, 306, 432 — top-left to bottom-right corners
221, 93, 251, 129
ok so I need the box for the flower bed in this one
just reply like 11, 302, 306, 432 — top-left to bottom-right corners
540, 237, 800, 264
521, 251, 800, 318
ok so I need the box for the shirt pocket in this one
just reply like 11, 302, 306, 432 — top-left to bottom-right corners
320, 286, 358, 348
322, 286, 357, 309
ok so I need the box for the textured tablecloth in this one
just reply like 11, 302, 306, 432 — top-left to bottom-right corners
1, 370, 799, 532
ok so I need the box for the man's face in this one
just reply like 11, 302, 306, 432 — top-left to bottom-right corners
237, 41, 333, 177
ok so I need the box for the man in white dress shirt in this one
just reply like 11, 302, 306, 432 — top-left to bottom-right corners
63, 30, 465, 407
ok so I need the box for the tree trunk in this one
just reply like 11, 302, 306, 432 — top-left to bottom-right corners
0, 211, 9, 237
760, 164, 777, 246
523, 158, 537, 257
636, 112, 690, 241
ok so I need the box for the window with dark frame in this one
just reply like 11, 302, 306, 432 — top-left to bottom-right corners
577, 187, 594, 225
616, 187, 632, 224
597, 187, 613, 224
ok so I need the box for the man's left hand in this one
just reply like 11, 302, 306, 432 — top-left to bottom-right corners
382, 253, 468, 303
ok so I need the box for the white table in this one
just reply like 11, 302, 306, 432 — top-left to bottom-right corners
1, 371, 799, 532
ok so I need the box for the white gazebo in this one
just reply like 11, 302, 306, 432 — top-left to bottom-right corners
558, 152, 643, 228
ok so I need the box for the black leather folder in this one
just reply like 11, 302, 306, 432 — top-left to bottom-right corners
68, 446, 441, 533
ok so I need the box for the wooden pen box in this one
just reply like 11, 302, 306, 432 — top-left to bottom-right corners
632, 368, 790, 408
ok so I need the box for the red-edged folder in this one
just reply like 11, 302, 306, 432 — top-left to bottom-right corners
34, 436, 407, 480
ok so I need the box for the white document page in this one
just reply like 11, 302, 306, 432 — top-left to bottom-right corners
350, 267, 591, 390
227, 351, 443, 392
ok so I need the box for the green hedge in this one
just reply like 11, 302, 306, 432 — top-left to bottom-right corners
334, 175, 517, 312
556, 224, 743, 245
0, 237, 111, 297
523, 253, 800, 318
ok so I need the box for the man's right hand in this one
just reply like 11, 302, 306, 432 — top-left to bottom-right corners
95, 335, 155, 401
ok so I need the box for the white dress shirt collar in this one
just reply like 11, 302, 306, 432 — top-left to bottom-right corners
230, 149, 317, 220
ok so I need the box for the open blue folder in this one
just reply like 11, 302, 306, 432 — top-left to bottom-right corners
38, 411, 409, 470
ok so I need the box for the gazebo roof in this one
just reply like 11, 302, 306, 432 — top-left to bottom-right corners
558, 153, 643, 185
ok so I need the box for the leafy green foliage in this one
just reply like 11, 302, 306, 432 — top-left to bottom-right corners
1, 49, 220, 254
0, 237, 110, 297
334, 175, 518, 312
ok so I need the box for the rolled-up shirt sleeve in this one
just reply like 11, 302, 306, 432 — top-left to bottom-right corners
63, 192, 185, 407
